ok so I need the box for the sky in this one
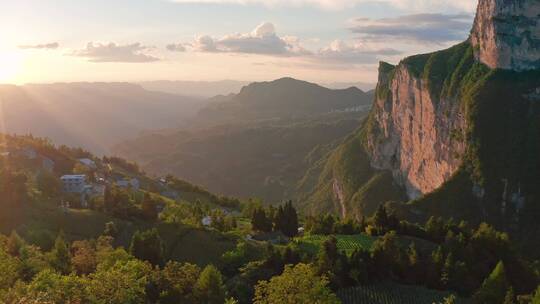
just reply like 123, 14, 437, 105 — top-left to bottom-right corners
0, 0, 478, 85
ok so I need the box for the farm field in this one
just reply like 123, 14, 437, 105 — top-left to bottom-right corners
295, 234, 377, 255
338, 282, 471, 304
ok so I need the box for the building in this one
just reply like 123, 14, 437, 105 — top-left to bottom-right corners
61, 175, 87, 193
78, 158, 97, 169
116, 177, 140, 190
202, 216, 212, 227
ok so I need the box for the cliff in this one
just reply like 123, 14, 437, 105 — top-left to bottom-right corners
300, 0, 540, 225
471, 0, 540, 71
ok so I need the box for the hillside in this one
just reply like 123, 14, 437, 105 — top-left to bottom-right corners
195, 77, 373, 127
114, 113, 366, 203
0, 83, 206, 155
300, 0, 540, 252
0, 134, 239, 265
114, 78, 373, 202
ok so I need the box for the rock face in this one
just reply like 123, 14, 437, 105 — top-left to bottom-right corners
471, 0, 540, 71
366, 64, 466, 199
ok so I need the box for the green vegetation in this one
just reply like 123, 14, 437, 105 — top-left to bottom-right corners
295, 234, 376, 255
253, 263, 340, 304
338, 282, 468, 304
298, 129, 405, 218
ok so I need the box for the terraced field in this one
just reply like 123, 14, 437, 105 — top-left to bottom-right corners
295, 234, 377, 255
338, 282, 471, 304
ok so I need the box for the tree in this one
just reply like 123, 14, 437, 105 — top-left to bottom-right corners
103, 221, 118, 237
88, 259, 153, 304
6, 230, 24, 256
278, 201, 298, 237
48, 232, 71, 275
253, 263, 340, 304
473, 261, 508, 304
36, 171, 62, 198
533, 286, 540, 304
194, 265, 226, 304
129, 229, 164, 266
159, 261, 201, 304
251, 208, 272, 233
0, 246, 20, 293
141, 193, 159, 221
71, 240, 97, 275
22, 269, 89, 303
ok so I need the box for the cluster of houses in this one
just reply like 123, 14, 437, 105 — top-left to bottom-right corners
60, 157, 141, 207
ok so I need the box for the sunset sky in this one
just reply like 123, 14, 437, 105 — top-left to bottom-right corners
0, 0, 478, 85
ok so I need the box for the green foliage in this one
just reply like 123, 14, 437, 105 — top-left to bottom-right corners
129, 228, 164, 265
88, 259, 153, 304
532, 286, 540, 304
159, 261, 201, 304
273, 201, 298, 237
251, 207, 273, 233
473, 261, 509, 304
194, 264, 227, 304
295, 234, 376, 256
23, 269, 89, 303
254, 263, 340, 304
36, 171, 62, 198
48, 232, 71, 275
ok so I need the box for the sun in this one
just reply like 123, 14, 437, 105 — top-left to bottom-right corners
0, 51, 23, 84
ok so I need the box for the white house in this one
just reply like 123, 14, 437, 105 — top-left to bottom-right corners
78, 158, 97, 169
61, 175, 87, 193
202, 216, 212, 227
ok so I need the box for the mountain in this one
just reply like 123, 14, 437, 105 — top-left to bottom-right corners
195, 77, 374, 127
113, 78, 374, 202
300, 0, 540, 235
0, 83, 207, 155
139, 80, 249, 98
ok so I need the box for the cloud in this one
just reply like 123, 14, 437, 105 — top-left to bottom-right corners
166, 43, 187, 52
18, 42, 59, 50
350, 13, 473, 44
189, 22, 310, 56
70, 42, 159, 63
317, 39, 402, 64
169, 0, 477, 12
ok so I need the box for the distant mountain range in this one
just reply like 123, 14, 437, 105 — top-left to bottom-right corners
139, 79, 375, 98
195, 77, 373, 127
0, 82, 207, 155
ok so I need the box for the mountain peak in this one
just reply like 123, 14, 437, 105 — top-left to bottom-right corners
471, 0, 540, 71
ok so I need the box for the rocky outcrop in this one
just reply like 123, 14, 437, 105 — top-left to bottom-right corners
366, 63, 466, 199
471, 0, 540, 71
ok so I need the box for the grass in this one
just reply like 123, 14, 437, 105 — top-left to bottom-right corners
294, 234, 377, 256
338, 282, 470, 304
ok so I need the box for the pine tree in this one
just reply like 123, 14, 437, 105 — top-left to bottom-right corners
49, 232, 71, 274
194, 265, 226, 304
373, 205, 389, 234
473, 261, 508, 304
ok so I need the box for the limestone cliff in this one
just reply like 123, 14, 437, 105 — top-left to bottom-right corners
300, 0, 540, 221
471, 0, 540, 71
366, 60, 466, 199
